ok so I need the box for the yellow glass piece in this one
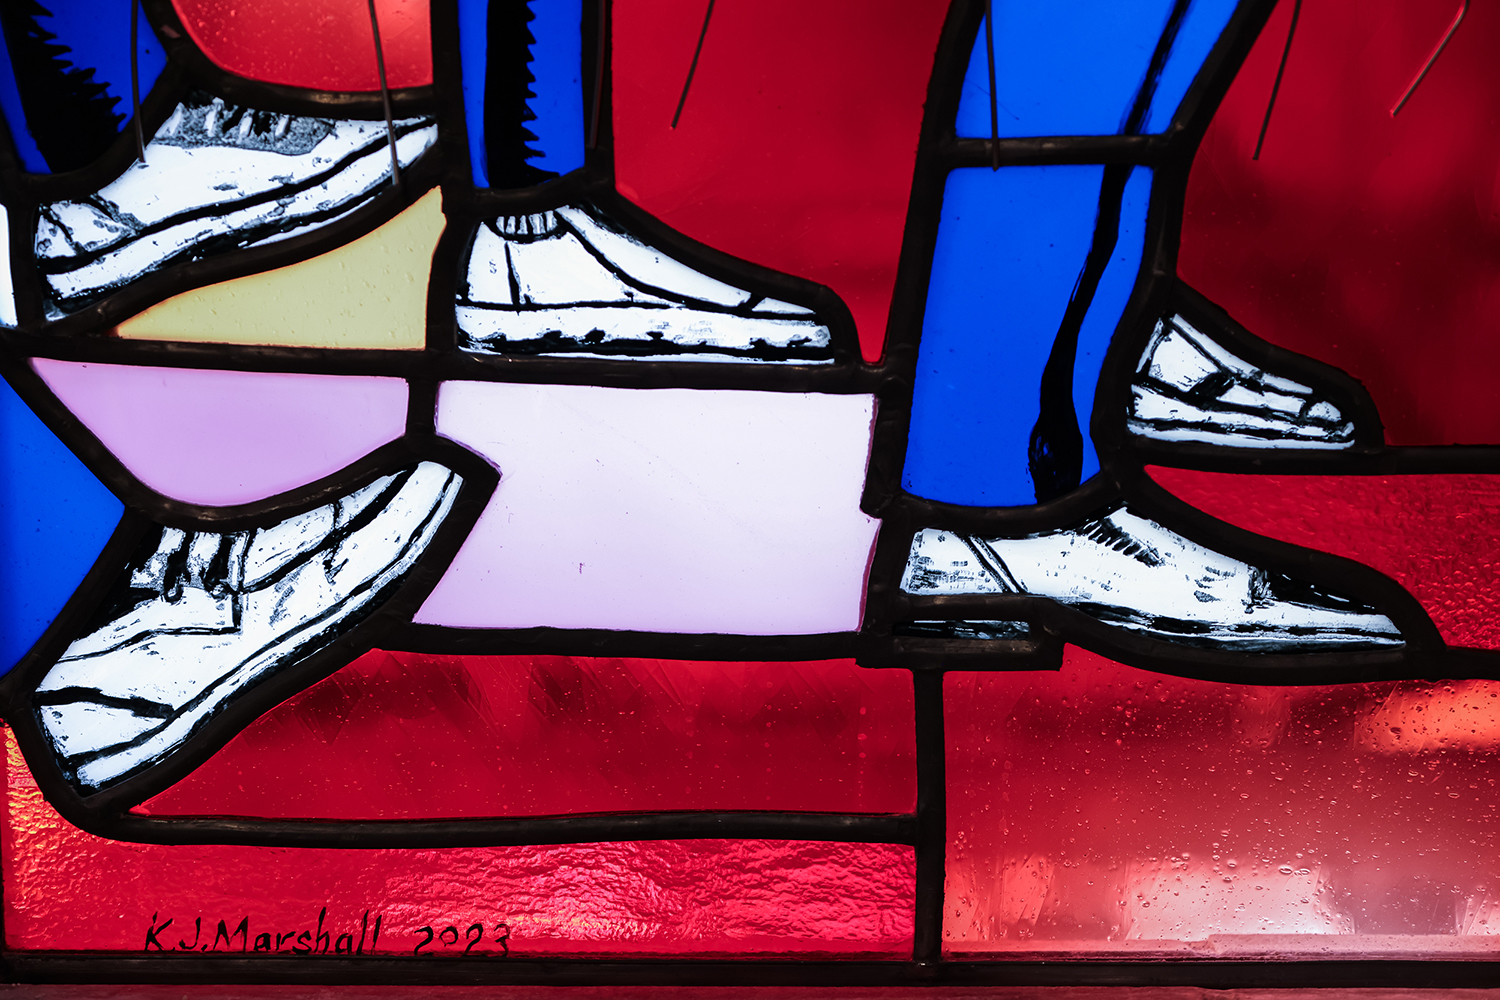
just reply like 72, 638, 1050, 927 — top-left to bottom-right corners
115, 188, 444, 349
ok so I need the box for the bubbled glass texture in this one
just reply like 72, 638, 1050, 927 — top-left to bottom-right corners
3, 729, 915, 956
946, 648, 1500, 957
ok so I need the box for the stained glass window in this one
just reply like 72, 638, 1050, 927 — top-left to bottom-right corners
0, 0, 1497, 988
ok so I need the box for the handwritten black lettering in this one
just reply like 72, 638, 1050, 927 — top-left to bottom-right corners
495, 921, 510, 957
177, 916, 202, 951
211, 917, 249, 953
143, 913, 173, 952
138, 908, 508, 959
314, 907, 330, 954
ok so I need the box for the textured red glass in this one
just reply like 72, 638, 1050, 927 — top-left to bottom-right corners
1149, 467, 1500, 650
138, 651, 915, 819
169, 0, 433, 90
946, 647, 1500, 957
1180, 0, 1500, 446
613, 0, 947, 363
3, 731, 914, 956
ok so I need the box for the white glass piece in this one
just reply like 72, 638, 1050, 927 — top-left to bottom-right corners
35, 462, 463, 792
422, 382, 880, 633
456, 203, 834, 363
901, 507, 1401, 650
36, 92, 437, 313
0, 204, 14, 327
1128, 315, 1356, 449
38, 703, 161, 759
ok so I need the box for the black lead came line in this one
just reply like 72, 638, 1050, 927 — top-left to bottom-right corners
366, 0, 401, 187
671, 0, 716, 128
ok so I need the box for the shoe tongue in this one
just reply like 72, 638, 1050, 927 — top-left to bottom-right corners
494, 211, 561, 238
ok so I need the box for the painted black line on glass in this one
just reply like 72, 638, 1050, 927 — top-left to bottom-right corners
671, 0, 715, 129
1253, 0, 1302, 160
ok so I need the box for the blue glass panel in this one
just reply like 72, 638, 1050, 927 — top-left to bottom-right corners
459, 0, 584, 188
458, 0, 491, 187
0, 24, 43, 173
526, 0, 585, 177
0, 376, 122, 675
1141, 0, 1240, 133
1074, 166, 1152, 482
903, 166, 1104, 507
954, 0, 1176, 138
37, 1, 165, 120
0, 1, 165, 174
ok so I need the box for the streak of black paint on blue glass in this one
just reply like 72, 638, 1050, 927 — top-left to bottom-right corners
0, 377, 123, 675
461, 0, 585, 188
903, 165, 1103, 507
0, 0, 164, 174
954, 0, 1238, 138
902, 166, 1150, 506
1141, 0, 1240, 131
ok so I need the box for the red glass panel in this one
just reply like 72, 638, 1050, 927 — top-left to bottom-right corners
613, 0, 947, 363
139, 651, 915, 819
1149, 467, 1500, 649
946, 648, 1500, 957
170, 0, 433, 91
3, 730, 914, 956
1180, 0, 1500, 445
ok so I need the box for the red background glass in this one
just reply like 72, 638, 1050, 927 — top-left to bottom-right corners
140, 651, 915, 820
1181, 0, 1500, 445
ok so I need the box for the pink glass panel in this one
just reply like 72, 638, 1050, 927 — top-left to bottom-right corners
4, 729, 914, 956
139, 651, 916, 819
1181, 0, 1500, 445
946, 647, 1500, 958
424, 383, 879, 634
32, 360, 408, 506
1150, 467, 1500, 649
613, 0, 946, 362
169, 0, 433, 91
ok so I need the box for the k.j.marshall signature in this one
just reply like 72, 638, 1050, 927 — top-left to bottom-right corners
143, 907, 511, 957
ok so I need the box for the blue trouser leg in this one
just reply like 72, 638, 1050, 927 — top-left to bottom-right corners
459, 0, 585, 189
0, 378, 122, 675
902, 0, 1241, 508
